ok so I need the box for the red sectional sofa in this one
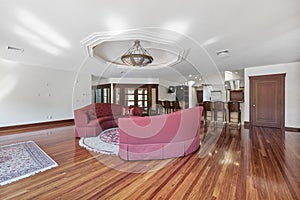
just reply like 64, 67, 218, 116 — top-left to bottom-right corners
73, 103, 142, 138
118, 106, 203, 160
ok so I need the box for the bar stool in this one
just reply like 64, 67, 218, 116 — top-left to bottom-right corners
213, 101, 226, 123
163, 100, 172, 114
172, 100, 181, 112
203, 101, 214, 124
156, 100, 164, 115
228, 101, 241, 125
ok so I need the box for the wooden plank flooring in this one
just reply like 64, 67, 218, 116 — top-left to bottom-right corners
0, 124, 299, 199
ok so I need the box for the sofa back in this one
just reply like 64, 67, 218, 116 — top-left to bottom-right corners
93, 103, 123, 117
119, 106, 203, 144
118, 106, 203, 160
74, 103, 124, 125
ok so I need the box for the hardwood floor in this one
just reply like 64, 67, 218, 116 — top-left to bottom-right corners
0, 124, 299, 199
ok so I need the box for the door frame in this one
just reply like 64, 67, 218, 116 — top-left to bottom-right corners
249, 73, 285, 129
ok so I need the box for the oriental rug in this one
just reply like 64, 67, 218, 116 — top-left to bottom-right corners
79, 128, 119, 155
0, 141, 58, 186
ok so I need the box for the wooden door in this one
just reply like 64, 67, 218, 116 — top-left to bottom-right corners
249, 74, 285, 128
196, 90, 203, 104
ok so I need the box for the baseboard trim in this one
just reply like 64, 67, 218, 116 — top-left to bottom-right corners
285, 127, 300, 133
244, 121, 250, 129
243, 121, 299, 132
0, 119, 74, 136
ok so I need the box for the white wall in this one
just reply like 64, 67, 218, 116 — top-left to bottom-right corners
0, 59, 91, 127
202, 72, 226, 102
225, 71, 240, 81
158, 85, 176, 101
72, 72, 92, 110
244, 61, 300, 128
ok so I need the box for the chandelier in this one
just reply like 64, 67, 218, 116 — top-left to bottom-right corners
121, 40, 153, 66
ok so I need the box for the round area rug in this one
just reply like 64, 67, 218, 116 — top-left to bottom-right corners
79, 128, 119, 155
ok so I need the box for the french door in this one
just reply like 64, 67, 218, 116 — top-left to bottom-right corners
92, 84, 111, 103
114, 84, 158, 115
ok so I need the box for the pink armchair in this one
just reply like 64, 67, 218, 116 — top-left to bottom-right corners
118, 106, 203, 160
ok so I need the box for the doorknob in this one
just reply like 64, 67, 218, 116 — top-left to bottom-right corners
253, 104, 256, 107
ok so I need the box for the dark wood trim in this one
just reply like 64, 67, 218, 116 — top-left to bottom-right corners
244, 121, 299, 132
230, 89, 244, 102
0, 119, 74, 136
113, 84, 158, 115
244, 121, 250, 129
285, 127, 300, 133
93, 84, 112, 103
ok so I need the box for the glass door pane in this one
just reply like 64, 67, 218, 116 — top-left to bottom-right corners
113, 84, 158, 116
103, 88, 110, 103
95, 89, 101, 103
137, 88, 148, 114
95, 84, 111, 103
125, 88, 135, 107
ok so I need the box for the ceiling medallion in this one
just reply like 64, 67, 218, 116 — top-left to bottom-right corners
121, 40, 153, 66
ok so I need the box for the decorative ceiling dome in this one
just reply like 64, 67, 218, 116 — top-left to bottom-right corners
80, 29, 189, 68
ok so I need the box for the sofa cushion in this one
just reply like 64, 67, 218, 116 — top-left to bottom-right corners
129, 106, 143, 116
86, 109, 97, 120
133, 107, 143, 116
98, 116, 114, 123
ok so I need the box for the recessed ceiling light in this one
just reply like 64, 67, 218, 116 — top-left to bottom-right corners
216, 49, 229, 57
6, 46, 24, 53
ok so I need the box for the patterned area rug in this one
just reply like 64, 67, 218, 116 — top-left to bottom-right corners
0, 141, 58, 186
79, 128, 119, 155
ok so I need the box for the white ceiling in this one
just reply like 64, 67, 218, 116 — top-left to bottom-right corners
1, 0, 300, 83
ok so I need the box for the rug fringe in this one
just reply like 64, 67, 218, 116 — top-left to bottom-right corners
0, 164, 58, 186
79, 138, 119, 156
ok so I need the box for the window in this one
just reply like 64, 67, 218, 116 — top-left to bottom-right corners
124, 88, 135, 107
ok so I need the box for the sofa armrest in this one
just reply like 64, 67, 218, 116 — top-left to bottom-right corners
74, 109, 89, 126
